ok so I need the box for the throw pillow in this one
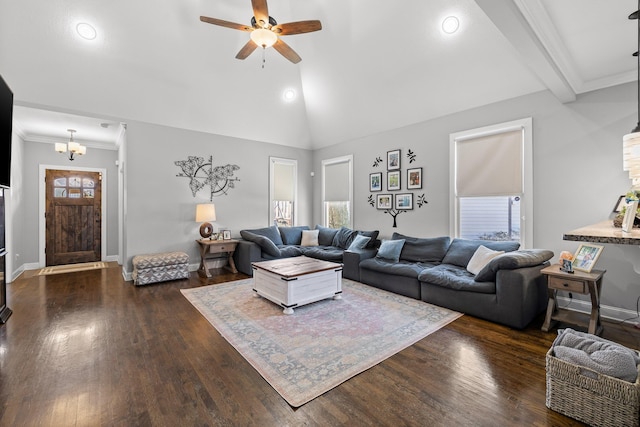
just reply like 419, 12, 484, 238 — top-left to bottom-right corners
301, 229, 320, 247
442, 238, 520, 268
239, 230, 281, 257
376, 239, 406, 263
332, 226, 357, 249
474, 249, 554, 282
466, 245, 504, 276
347, 234, 371, 251
357, 230, 379, 248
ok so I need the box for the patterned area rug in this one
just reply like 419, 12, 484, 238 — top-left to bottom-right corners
181, 278, 462, 407
37, 262, 108, 276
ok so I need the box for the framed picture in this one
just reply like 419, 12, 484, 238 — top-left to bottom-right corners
376, 194, 393, 210
613, 195, 626, 213
395, 193, 413, 210
387, 149, 401, 171
407, 167, 422, 190
572, 243, 604, 273
221, 229, 231, 240
387, 171, 401, 191
622, 200, 639, 232
369, 172, 382, 192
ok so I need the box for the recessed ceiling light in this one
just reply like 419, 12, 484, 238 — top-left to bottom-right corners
442, 16, 460, 34
283, 89, 296, 102
76, 22, 97, 40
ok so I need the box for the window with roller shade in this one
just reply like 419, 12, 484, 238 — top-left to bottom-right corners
450, 118, 533, 247
269, 157, 297, 227
322, 155, 353, 228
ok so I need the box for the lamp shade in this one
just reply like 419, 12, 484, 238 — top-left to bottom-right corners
195, 203, 216, 222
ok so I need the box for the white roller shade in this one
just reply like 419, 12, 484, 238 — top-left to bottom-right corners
324, 161, 350, 201
456, 130, 523, 197
273, 162, 294, 201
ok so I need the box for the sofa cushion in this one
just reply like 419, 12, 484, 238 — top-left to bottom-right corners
467, 245, 504, 276
360, 257, 435, 279
277, 245, 304, 258
348, 234, 371, 250
474, 249, 554, 282
316, 225, 340, 246
279, 226, 310, 245
441, 238, 520, 268
418, 264, 496, 294
332, 227, 358, 249
242, 225, 283, 246
357, 230, 380, 248
376, 239, 406, 263
392, 233, 450, 263
240, 230, 281, 257
301, 229, 319, 247
302, 246, 343, 262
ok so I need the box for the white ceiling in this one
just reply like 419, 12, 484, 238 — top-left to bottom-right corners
1, 0, 637, 150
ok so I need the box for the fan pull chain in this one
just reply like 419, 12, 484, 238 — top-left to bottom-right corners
261, 47, 266, 69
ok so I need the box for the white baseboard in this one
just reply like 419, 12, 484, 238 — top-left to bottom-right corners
104, 255, 119, 262
556, 296, 639, 325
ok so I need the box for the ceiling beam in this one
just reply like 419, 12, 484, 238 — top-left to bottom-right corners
475, 0, 576, 103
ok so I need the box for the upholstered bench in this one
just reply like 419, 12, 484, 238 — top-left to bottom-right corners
132, 251, 190, 285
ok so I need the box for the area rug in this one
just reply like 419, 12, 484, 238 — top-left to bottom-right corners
37, 262, 108, 276
181, 278, 462, 407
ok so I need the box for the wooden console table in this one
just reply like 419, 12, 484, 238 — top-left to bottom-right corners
541, 264, 605, 336
196, 239, 238, 278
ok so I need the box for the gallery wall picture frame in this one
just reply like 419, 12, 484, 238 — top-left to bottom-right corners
395, 193, 413, 210
387, 171, 401, 191
572, 243, 604, 273
387, 149, 401, 171
407, 167, 422, 190
370, 172, 382, 192
376, 194, 393, 210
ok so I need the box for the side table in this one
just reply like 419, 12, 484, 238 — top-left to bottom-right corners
196, 239, 239, 278
541, 264, 605, 336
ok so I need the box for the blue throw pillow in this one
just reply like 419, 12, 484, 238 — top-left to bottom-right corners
347, 234, 371, 251
332, 227, 357, 249
315, 225, 339, 246
376, 239, 406, 262
278, 226, 310, 245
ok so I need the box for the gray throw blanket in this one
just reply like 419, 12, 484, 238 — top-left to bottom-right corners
552, 328, 640, 383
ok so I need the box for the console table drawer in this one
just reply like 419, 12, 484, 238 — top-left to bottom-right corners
548, 276, 586, 293
208, 243, 237, 254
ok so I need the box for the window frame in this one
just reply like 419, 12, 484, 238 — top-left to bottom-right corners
269, 157, 297, 227
449, 118, 533, 248
321, 155, 353, 228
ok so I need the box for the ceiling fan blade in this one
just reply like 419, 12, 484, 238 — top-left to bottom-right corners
272, 20, 322, 36
273, 39, 301, 64
251, 0, 269, 27
236, 40, 258, 60
200, 16, 253, 32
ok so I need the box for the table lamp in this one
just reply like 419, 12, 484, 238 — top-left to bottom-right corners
195, 203, 217, 239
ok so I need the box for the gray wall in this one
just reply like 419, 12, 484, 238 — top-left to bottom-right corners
123, 121, 313, 273
313, 83, 640, 318
19, 141, 119, 265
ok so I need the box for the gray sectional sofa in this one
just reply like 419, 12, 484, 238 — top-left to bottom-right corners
234, 226, 553, 329
233, 225, 380, 281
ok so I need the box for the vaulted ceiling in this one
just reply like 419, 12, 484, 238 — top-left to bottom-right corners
1, 0, 637, 150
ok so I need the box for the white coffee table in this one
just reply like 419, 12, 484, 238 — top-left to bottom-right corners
251, 256, 343, 314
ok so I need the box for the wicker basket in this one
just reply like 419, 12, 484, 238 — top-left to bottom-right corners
546, 348, 640, 427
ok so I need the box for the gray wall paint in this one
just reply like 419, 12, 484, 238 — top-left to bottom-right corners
123, 121, 313, 272
20, 141, 119, 263
313, 83, 640, 316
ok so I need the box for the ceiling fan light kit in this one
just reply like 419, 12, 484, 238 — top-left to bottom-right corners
200, 0, 321, 65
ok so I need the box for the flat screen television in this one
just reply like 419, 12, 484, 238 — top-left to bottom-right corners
0, 74, 13, 189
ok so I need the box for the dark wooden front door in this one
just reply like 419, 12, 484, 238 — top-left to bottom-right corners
45, 169, 102, 266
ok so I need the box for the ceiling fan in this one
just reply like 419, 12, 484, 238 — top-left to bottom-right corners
200, 0, 322, 64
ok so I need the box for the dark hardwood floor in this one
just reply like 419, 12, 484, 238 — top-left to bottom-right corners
1, 263, 638, 426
